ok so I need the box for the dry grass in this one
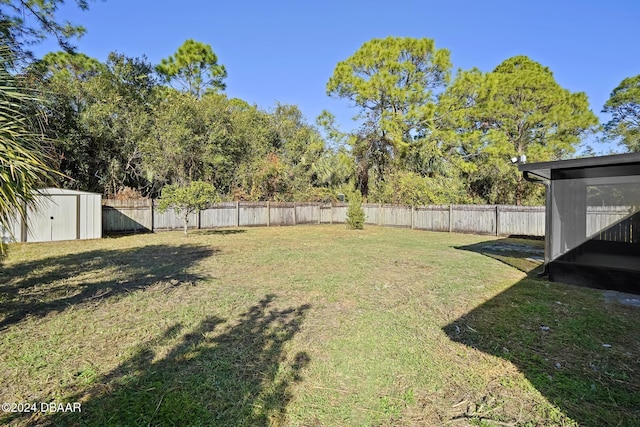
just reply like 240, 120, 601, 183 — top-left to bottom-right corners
0, 225, 638, 426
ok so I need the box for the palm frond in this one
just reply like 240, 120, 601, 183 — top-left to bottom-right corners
0, 45, 60, 251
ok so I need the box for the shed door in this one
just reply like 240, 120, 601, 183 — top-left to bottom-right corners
27, 195, 78, 242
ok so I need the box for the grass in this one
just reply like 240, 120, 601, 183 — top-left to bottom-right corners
0, 225, 638, 426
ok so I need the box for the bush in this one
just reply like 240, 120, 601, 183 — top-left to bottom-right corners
346, 193, 365, 230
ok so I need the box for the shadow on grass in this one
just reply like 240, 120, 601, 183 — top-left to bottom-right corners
0, 243, 217, 330
192, 228, 248, 236
454, 237, 545, 274
444, 239, 640, 426
26, 295, 310, 426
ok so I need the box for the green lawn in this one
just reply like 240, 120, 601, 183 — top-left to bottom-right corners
0, 225, 638, 426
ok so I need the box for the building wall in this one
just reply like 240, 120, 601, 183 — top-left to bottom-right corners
2, 189, 101, 243
79, 193, 102, 240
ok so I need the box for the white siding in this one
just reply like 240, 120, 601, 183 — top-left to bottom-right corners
79, 193, 102, 239
27, 195, 78, 242
1, 189, 104, 243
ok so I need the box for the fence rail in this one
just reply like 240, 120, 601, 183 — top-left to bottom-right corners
102, 200, 549, 236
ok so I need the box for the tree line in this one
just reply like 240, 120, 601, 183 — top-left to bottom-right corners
2, 1, 640, 237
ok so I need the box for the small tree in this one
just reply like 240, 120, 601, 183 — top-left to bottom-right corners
346, 193, 365, 230
157, 181, 219, 235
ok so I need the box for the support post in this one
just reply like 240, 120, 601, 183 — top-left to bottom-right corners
236, 201, 240, 227
330, 203, 333, 224
449, 204, 453, 233
76, 195, 81, 239
495, 205, 500, 236
411, 206, 415, 229
150, 199, 154, 232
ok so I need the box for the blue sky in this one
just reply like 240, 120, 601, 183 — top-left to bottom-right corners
34, 0, 640, 154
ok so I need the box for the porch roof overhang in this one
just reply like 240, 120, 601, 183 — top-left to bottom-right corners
518, 152, 640, 180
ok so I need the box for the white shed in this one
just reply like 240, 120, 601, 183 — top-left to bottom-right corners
2, 188, 102, 243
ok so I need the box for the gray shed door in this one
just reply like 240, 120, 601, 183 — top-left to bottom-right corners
27, 195, 78, 242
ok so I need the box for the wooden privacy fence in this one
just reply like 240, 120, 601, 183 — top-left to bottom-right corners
102, 200, 546, 237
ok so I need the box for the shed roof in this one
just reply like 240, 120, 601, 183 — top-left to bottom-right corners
519, 152, 640, 180
36, 188, 102, 196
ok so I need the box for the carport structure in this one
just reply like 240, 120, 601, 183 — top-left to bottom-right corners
519, 152, 640, 293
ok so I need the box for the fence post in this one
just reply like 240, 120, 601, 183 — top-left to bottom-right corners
267, 201, 270, 227
495, 205, 500, 236
411, 206, 415, 229
449, 204, 453, 233
330, 203, 333, 224
150, 199, 154, 232
293, 202, 297, 225
317, 203, 321, 225
236, 201, 240, 227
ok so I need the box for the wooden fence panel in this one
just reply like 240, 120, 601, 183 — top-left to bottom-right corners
586, 206, 630, 238
239, 202, 267, 226
363, 204, 380, 225
269, 202, 295, 226
451, 205, 496, 235
413, 205, 449, 232
498, 205, 545, 236
295, 204, 320, 224
319, 205, 333, 223
200, 203, 237, 228
102, 199, 152, 232
380, 205, 412, 227
153, 208, 197, 230
332, 204, 348, 223
102, 206, 151, 232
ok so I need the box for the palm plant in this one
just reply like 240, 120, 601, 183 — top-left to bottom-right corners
0, 46, 58, 251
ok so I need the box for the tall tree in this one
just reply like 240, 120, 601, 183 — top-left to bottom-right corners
82, 52, 157, 195
443, 56, 598, 205
236, 103, 326, 201
33, 51, 157, 196
0, 0, 90, 60
142, 90, 244, 193
603, 74, 640, 152
30, 51, 104, 190
326, 36, 451, 195
156, 39, 227, 98
142, 90, 208, 187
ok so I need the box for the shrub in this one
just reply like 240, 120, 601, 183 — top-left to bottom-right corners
346, 193, 365, 230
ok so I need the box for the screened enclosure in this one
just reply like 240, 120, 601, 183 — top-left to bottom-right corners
520, 153, 640, 293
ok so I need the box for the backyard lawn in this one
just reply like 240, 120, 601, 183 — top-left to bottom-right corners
0, 225, 638, 426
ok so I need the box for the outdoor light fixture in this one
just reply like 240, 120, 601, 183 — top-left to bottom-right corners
510, 154, 527, 164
